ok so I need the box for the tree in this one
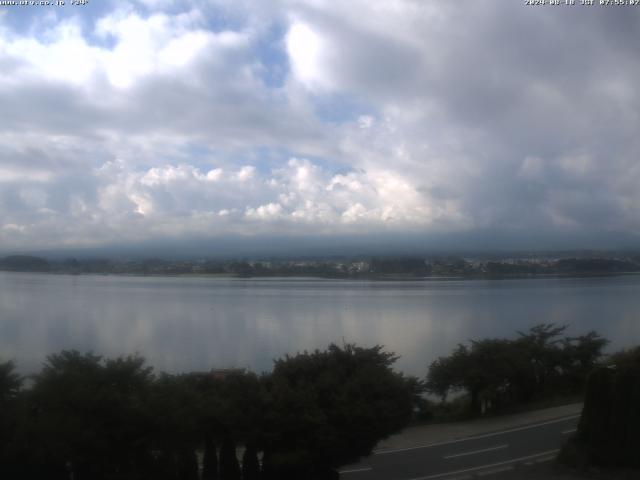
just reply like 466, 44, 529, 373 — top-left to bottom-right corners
559, 331, 608, 391
26, 351, 154, 479
202, 437, 219, 480
515, 323, 567, 394
608, 345, 640, 368
427, 340, 526, 414
0, 359, 21, 403
177, 448, 199, 480
565, 352, 640, 469
242, 443, 260, 480
219, 436, 241, 480
191, 369, 264, 480
427, 325, 608, 415
261, 344, 417, 478
209, 371, 265, 447
0, 360, 23, 477
146, 373, 202, 479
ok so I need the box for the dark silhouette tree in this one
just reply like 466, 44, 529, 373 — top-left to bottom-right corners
0, 360, 23, 478
564, 352, 640, 468
515, 323, 568, 395
177, 448, 199, 480
146, 373, 202, 479
609, 345, 640, 368
202, 436, 219, 480
559, 331, 608, 392
242, 443, 260, 480
427, 340, 523, 414
0, 359, 21, 403
219, 436, 241, 480
261, 343, 416, 478
211, 371, 265, 447
427, 325, 608, 415
27, 351, 155, 479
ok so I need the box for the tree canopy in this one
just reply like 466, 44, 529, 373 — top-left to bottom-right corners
0, 344, 417, 480
426, 324, 608, 415
561, 351, 640, 469
261, 344, 419, 477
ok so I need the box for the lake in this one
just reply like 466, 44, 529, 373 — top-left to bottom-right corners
1, 272, 640, 376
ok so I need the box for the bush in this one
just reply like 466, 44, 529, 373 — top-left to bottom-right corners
565, 353, 640, 469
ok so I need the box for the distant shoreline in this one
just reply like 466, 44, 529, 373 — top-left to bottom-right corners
2, 254, 640, 280
2, 269, 640, 282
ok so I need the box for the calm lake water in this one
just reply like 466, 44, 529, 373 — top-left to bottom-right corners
2, 272, 640, 376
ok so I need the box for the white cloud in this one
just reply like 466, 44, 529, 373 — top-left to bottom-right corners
286, 22, 332, 90
0, 166, 54, 183
236, 166, 256, 182
1, 20, 101, 87
0, 152, 456, 249
1, 1, 640, 250
246, 202, 283, 220
108, 158, 440, 229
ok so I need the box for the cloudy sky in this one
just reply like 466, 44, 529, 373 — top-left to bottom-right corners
1, 0, 639, 254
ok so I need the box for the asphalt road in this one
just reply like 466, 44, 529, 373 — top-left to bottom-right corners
339, 414, 580, 480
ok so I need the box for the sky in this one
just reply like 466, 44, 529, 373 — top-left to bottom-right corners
1, 0, 640, 255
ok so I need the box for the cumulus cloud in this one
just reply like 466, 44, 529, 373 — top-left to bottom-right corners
1, 1, 639, 251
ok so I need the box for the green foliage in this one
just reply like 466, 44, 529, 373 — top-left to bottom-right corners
219, 437, 241, 480
559, 331, 609, 391
0, 359, 23, 477
1, 343, 415, 479
608, 345, 640, 368
427, 324, 608, 415
202, 438, 219, 480
25, 351, 155, 479
147, 373, 200, 451
0, 359, 22, 404
210, 371, 264, 442
262, 343, 417, 475
570, 356, 640, 468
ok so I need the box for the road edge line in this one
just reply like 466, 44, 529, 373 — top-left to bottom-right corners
407, 449, 560, 480
375, 414, 579, 455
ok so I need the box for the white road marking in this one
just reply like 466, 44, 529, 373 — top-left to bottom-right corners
375, 414, 580, 455
406, 449, 560, 480
562, 428, 577, 435
477, 465, 514, 476
534, 455, 556, 464
443, 444, 508, 460
339, 466, 373, 474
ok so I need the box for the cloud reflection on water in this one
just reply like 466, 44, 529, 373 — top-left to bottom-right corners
1, 273, 640, 376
